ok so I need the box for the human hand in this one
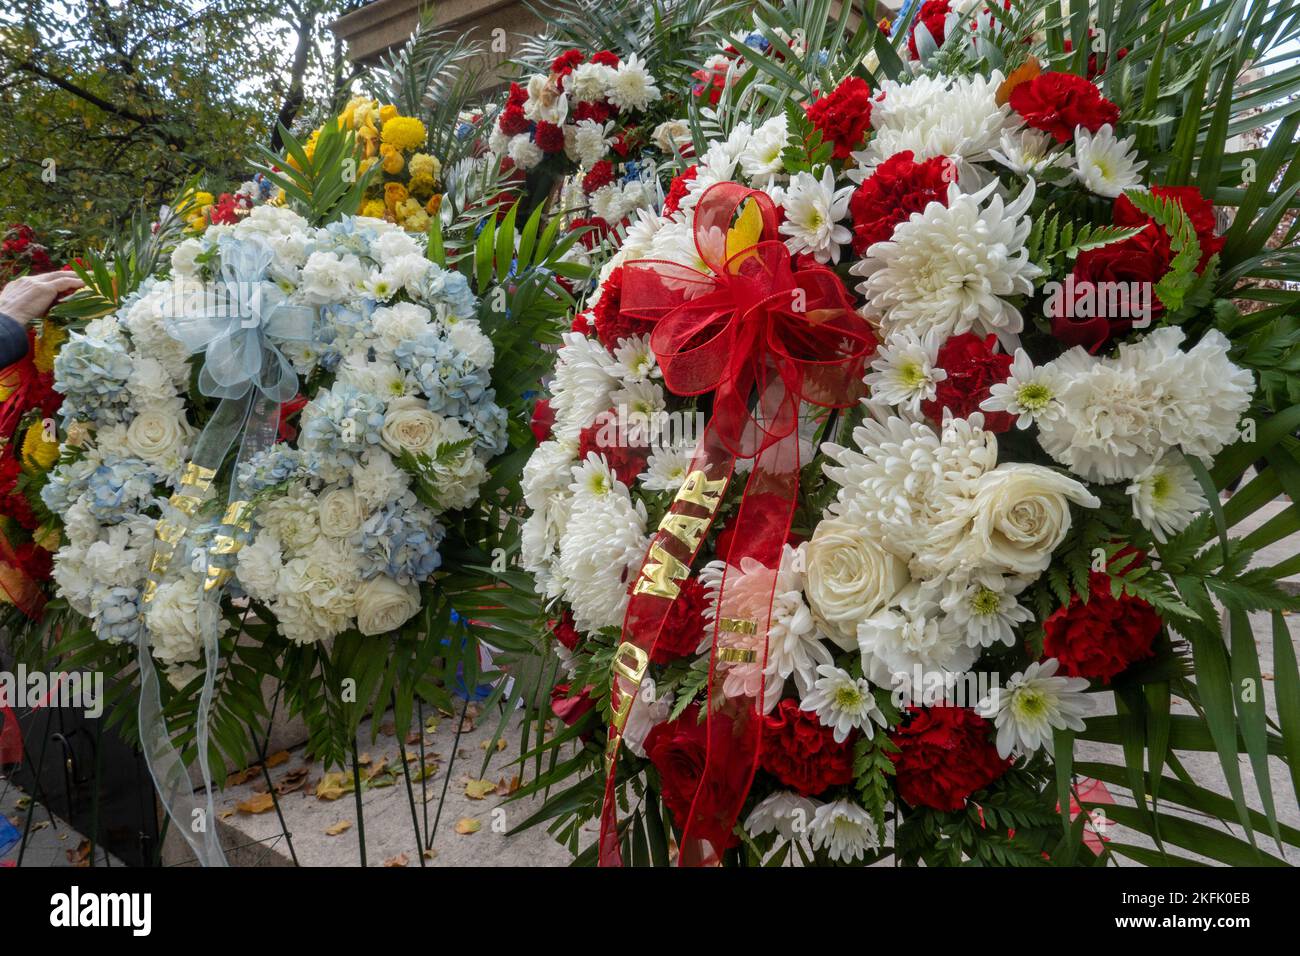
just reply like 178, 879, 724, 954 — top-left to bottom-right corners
0, 272, 85, 326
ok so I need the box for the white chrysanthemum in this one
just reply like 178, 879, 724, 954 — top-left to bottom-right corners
858, 72, 1014, 173
617, 208, 666, 260
778, 166, 853, 264
978, 658, 1093, 758
611, 334, 660, 383
800, 664, 887, 742
639, 441, 695, 491
738, 113, 788, 184
810, 799, 879, 863
645, 217, 710, 272
522, 438, 578, 510
745, 791, 820, 843
235, 531, 284, 603
570, 118, 613, 166
257, 483, 322, 555
856, 586, 978, 691
851, 180, 1041, 346
555, 454, 649, 631
939, 571, 1033, 648
567, 62, 616, 102
1072, 124, 1146, 198
989, 127, 1076, 177
611, 380, 667, 446
1126, 453, 1208, 543
607, 53, 660, 111
864, 328, 947, 413
548, 332, 620, 442
507, 133, 544, 171
981, 348, 1064, 429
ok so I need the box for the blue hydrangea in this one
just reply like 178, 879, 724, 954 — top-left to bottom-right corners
416, 265, 478, 320
41, 458, 97, 515
458, 397, 508, 456
92, 585, 144, 644
313, 218, 380, 260
84, 457, 159, 522
359, 497, 445, 584
53, 333, 134, 424
395, 332, 491, 418
744, 31, 770, 51
237, 444, 305, 494
301, 382, 386, 459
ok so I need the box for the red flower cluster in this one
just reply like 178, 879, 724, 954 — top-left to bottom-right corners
552, 49, 584, 79
1043, 570, 1161, 682
591, 50, 620, 69
650, 578, 709, 664
534, 121, 565, 153
590, 266, 653, 350
529, 397, 555, 443
569, 215, 612, 252
578, 408, 649, 487
922, 333, 1014, 431
1, 224, 55, 282
0, 456, 37, 531
549, 610, 581, 651
907, 0, 952, 58
582, 160, 615, 193
804, 76, 874, 160
662, 166, 698, 217
848, 150, 951, 254
573, 100, 613, 125
691, 64, 728, 105
1054, 186, 1223, 351
550, 683, 597, 725
1063, 32, 1129, 80
889, 706, 1011, 812
760, 700, 855, 795
644, 704, 738, 848
1008, 71, 1119, 142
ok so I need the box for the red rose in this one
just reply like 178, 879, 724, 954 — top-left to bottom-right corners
651, 578, 709, 664
582, 160, 615, 193
644, 704, 738, 849
908, 0, 952, 59
1043, 570, 1160, 683
534, 121, 565, 153
760, 699, 855, 795
552, 49, 584, 79
922, 332, 1014, 431
578, 408, 649, 487
848, 150, 951, 254
573, 100, 613, 124
591, 265, 653, 350
549, 611, 581, 651
889, 706, 1011, 812
1008, 71, 1119, 142
662, 165, 698, 217
498, 104, 531, 136
1114, 185, 1224, 271
529, 397, 555, 443
804, 76, 873, 160
550, 683, 597, 725
590, 50, 620, 69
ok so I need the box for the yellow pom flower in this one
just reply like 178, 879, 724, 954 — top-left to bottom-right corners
361, 199, 387, 219
403, 208, 430, 232
359, 156, 378, 176
407, 171, 436, 200
379, 104, 399, 123
407, 153, 440, 181
380, 144, 405, 175
32, 322, 67, 375
21, 419, 60, 472
384, 182, 409, 210
380, 116, 427, 152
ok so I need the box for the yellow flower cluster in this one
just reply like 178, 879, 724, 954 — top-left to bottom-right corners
330, 96, 442, 230
21, 419, 59, 471
177, 190, 216, 233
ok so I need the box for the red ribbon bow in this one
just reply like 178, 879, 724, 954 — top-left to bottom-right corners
599, 182, 875, 866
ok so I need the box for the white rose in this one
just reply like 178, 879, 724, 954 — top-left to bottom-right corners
355, 575, 422, 636
318, 487, 363, 538
380, 398, 444, 457
651, 119, 692, 154
963, 464, 1101, 574
803, 518, 910, 648
125, 406, 190, 465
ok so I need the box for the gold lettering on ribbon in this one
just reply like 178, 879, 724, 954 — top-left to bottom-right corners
674, 469, 727, 511
604, 642, 650, 774
632, 541, 689, 598
631, 470, 729, 599
659, 512, 710, 553
204, 499, 253, 591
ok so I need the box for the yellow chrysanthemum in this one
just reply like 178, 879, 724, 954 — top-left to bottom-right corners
380, 144, 405, 175
21, 419, 59, 471
33, 322, 66, 374
407, 171, 436, 200
361, 199, 387, 219
407, 153, 440, 181
379, 104, 398, 123
384, 182, 409, 209
380, 116, 427, 152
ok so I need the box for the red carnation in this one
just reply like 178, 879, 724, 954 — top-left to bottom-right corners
761, 700, 855, 795
1114, 185, 1224, 270
582, 160, 615, 193
549, 611, 581, 651
506, 82, 528, 107
534, 121, 565, 153
578, 408, 649, 487
590, 50, 620, 69
1043, 570, 1160, 683
889, 706, 1011, 812
908, 0, 952, 59
804, 76, 874, 160
571, 311, 595, 334
1008, 71, 1119, 142
662, 166, 698, 217
530, 397, 555, 443
550, 683, 597, 726
650, 578, 709, 665
573, 100, 613, 124
499, 103, 531, 136
591, 265, 653, 350
610, 129, 635, 158
922, 333, 1014, 431
570, 215, 612, 251
552, 49, 584, 79
848, 150, 951, 254
1064, 32, 1128, 80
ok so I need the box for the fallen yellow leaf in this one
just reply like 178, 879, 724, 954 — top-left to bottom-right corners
455, 817, 481, 835
236, 792, 276, 815
316, 771, 355, 801
325, 821, 352, 836
265, 750, 291, 768
464, 778, 496, 800
383, 853, 409, 867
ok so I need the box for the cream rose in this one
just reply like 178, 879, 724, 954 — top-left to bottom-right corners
803, 517, 910, 648
318, 487, 363, 538
125, 406, 189, 465
380, 397, 444, 457
355, 575, 422, 636
965, 464, 1100, 574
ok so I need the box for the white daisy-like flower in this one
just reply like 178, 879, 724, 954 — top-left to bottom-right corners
569, 119, 614, 167
737, 113, 788, 185
856, 586, 978, 690
851, 179, 1041, 347
939, 571, 1033, 648
864, 328, 948, 414
639, 440, 696, 491
809, 799, 879, 863
989, 127, 1075, 177
778, 166, 854, 264
745, 791, 820, 843
1126, 453, 1208, 543
1072, 124, 1146, 198
977, 658, 1093, 758
548, 332, 620, 442
607, 53, 660, 111
611, 334, 659, 383
611, 380, 667, 445
981, 348, 1064, 429
800, 664, 887, 742
507, 133, 544, 171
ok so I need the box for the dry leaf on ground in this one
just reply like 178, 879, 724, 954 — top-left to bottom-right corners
236, 792, 276, 815
455, 817, 481, 835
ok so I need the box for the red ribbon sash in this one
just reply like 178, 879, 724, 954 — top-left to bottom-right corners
598, 182, 874, 865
